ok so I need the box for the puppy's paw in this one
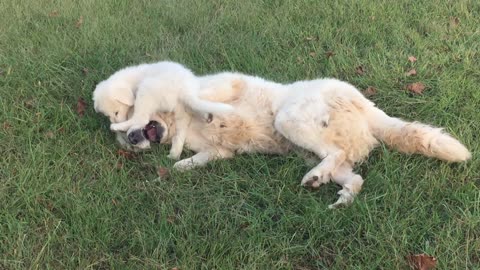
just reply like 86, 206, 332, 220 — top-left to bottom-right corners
110, 122, 126, 131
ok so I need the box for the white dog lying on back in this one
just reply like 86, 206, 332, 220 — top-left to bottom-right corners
93, 61, 234, 159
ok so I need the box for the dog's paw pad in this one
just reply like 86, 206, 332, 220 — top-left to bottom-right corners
206, 113, 213, 123
302, 176, 322, 188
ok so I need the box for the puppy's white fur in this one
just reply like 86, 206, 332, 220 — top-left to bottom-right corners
94, 61, 234, 159
117, 72, 471, 208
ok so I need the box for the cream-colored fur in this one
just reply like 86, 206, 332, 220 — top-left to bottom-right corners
115, 72, 471, 208
93, 61, 233, 159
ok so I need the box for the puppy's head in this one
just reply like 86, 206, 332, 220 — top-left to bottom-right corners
93, 79, 134, 123
119, 112, 173, 150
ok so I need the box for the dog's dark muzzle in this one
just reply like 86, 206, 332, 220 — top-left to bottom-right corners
127, 121, 164, 145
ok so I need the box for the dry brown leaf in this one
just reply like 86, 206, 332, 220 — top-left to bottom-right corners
309, 52, 316, 57
48, 10, 59, 17
82, 67, 89, 75
407, 253, 437, 270
44, 131, 55, 139
57, 127, 65, 133
76, 97, 87, 117
117, 149, 135, 159
116, 161, 123, 169
406, 69, 417, 76
166, 216, 176, 224
406, 82, 426, 95
75, 16, 84, 28
112, 199, 119, 206
408, 56, 417, 63
3, 121, 12, 130
171, 267, 179, 270
450, 17, 460, 28
355, 65, 365, 75
325, 51, 335, 58
362, 86, 377, 97
157, 166, 170, 179
24, 98, 35, 109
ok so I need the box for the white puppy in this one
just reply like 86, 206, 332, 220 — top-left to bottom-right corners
93, 61, 234, 159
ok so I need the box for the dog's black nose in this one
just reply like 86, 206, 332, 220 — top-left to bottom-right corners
128, 131, 143, 145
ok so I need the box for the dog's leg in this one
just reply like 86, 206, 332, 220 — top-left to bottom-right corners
110, 85, 161, 132
300, 149, 345, 187
274, 102, 330, 158
173, 148, 233, 171
328, 164, 364, 209
167, 107, 190, 160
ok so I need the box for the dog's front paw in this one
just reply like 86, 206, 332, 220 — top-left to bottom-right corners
173, 159, 195, 171
167, 151, 181, 160
328, 189, 355, 209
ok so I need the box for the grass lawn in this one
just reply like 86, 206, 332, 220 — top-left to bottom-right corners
1, 0, 479, 269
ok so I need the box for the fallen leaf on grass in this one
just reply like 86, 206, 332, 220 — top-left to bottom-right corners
57, 127, 65, 133
157, 166, 170, 179
75, 16, 84, 28
406, 69, 417, 76
3, 121, 12, 130
407, 253, 437, 270
309, 52, 316, 57
355, 65, 365, 75
48, 10, 59, 17
24, 98, 35, 109
112, 199, 119, 206
171, 267, 179, 270
82, 67, 89, 75
450, 17, 460, 28
406, 82, 426, 94
117, 149, 136, 159
362, 86, 377, 97
408, 56, 417, 63
325, 51, 335, 58
166, 216, 176, 224
76, 97, 87, 117
44, 131, 55, 139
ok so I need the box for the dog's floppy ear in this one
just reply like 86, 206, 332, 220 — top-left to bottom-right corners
114, 86, 135, 106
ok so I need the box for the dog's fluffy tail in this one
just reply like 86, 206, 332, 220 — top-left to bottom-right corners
366, 107, 471, 162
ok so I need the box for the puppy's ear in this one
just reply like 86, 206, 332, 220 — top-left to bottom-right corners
114, 87, 135, 106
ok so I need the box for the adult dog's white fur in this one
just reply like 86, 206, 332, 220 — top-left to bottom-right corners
93, 61, 233, 159
111, 72, 471, 208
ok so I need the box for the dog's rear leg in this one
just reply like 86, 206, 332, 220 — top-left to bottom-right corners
275, 110, 342, 186
300, 149, 345, 187
328, 163, 364, 209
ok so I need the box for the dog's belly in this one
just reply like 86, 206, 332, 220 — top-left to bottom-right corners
189, 110, 292, 155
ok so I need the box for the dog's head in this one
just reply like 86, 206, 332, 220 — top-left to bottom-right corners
93, 79, 134, 123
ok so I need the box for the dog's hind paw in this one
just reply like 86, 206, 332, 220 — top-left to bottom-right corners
328, 189, 355, 209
